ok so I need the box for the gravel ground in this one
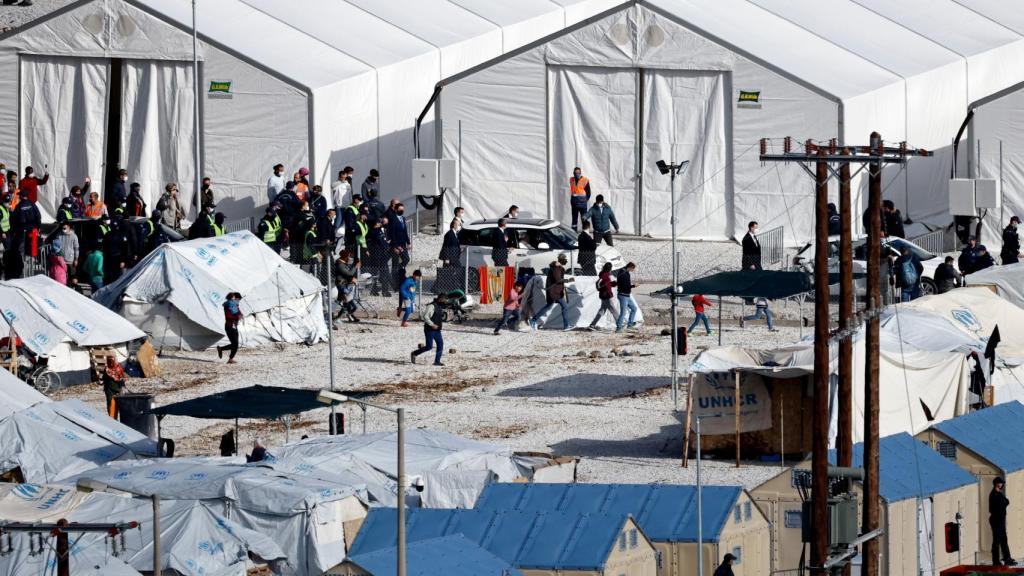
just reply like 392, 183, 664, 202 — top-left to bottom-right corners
0, 0, 73, 32
54, 306, 801, 490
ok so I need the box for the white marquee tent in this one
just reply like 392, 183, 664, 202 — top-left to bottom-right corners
0, 275, 145, 382
94, 231, 327, 351
0, 0, 618, 222
434, 0, 1024, 243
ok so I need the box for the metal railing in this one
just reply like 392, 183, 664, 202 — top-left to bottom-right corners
224, 216, 255, 234
908, 228, 945, 255
756, 225, 785, 269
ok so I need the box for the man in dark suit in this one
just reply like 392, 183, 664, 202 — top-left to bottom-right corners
741, 221, 762, 270
492, 218, 510, 267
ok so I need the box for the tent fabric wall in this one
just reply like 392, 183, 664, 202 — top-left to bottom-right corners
973, 88, 1024, 245
120, 59, 195, 214
19, 55, 108, 220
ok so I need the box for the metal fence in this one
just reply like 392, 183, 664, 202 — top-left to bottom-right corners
224, 217, 255, 234
756, 225, 786, 269
908, 228, 945, 255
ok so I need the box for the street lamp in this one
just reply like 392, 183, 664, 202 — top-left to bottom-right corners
692, 412, 721, 576
656, 159, 689, 410
318, 391, 406, 576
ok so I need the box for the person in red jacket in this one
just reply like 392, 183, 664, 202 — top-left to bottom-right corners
18, 166, 48, 204
689, 294, 713, 336
587, 262, 619, 330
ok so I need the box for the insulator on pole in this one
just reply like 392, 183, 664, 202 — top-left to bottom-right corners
805, 139, 816, 154
784, 136, 792, 153
829, 138, 837, 154
760, 138, 767, 156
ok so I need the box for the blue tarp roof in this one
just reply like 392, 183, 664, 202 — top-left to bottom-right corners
931, 401, 1024, 474
473, 483, 743, 542
829, 432, 976, 502
348, 508, 636, 571
348, 534, 523, 576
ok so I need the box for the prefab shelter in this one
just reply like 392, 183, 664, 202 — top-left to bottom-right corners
433, 0, 1024, 243
751, 433, 978, 576
916, 401, 1024, 566
94, 231, 327, 351
0, 483, 285, 576
72, 458, 368, 576
338, 534, 524, 576
342, 507, 658, 576
473, 483, 770, 576
0, 0, 614, 223
0, 275, 145, 384
0, 398, 157, 483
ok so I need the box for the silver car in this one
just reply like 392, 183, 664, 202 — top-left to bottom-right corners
457, 218, 626, 273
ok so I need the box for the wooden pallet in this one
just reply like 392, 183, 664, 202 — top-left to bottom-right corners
89, 347, 118, 381
1, 328, 16, 375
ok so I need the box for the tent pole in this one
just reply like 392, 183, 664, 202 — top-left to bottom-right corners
682, 373, 693, 468
234, 418, 238, 456
327, 246, 337, 434
696, 415, 704, 576
397, 408, 407, 576
780, 390, 785, 469
192, 0, 201, 220
152, 495, 161, 575
734, 369, 740, 468
717, 296, 722, 346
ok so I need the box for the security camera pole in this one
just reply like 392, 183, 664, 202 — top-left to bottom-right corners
656, 158, 689, 411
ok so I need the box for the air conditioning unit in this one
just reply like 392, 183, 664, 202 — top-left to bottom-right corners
948, 179, 975, 217
412, 159, 439, 197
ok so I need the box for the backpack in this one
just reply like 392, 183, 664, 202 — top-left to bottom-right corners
901, 259, 919, 285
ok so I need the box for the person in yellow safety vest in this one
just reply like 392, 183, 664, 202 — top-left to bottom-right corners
213, 212, 226, 236
302, 222, 319, 262
257, 207, 279, 246
569, 166, 591, 231
355, 210, 369, 256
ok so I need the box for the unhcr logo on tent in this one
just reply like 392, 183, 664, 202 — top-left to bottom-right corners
3, 309, 15, 322
114, 470, 133, 480
951, 308, 982, 333
36, 488, 70, 510
198, 540, 225, 556
195, 247, 218, 266
43, 298, 58, 310
207, 290, 222, 306
13, 484, 42, 501
65, 320, 89, 335
30, 332, 50, 348
147, 469, 170, 480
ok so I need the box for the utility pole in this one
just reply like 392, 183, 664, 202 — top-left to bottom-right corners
838, 148, 854, 576
56, 519, 69, 576
862, 132, 883, 576
811, 149, 830, 573
0, 519, 138, 576
326, 244, 338, 434
757, 134, 930, 575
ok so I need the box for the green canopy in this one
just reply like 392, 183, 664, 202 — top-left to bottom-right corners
662, 270, 814, 299
149, 385, 379, 420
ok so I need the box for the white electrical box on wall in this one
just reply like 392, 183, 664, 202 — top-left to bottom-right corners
949, 179, 976, 216
412, 159, 439, 197
438, 159, 457, 189
975, 178, 1000, 209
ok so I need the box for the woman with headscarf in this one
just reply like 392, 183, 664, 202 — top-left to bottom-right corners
217, 292, 243, 364
102, 356, 125, 418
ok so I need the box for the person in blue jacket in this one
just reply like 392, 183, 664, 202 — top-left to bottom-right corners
398, 270, 421, 327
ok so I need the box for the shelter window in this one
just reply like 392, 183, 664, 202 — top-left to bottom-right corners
734, 505, 742, 523
785, 510, 802, 528
619, 532, 627, 551
732, 546, 742, 564
744, 502, 752, 520
937, 441, 957, 461
630, 528, 638, 548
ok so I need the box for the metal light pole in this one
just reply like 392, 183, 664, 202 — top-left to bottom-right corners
192, 0, 202, 219
326, 245, 337, 434
658, 159, 689, 411
318, 391, 405, 576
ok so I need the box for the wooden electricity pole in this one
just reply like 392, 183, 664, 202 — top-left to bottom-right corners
811, 150, 831, 573
838, 149, 854, 576
862, 132, 883, 576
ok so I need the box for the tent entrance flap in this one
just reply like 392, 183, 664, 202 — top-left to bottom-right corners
20, 55, 110, 221
104, 57, 123, 199
548, 65, 727, 237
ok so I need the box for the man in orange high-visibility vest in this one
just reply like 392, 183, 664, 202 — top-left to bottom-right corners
569, 167, 591, 231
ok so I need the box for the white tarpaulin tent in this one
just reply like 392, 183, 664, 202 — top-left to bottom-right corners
73, 459, 367, 576
268, 429, 572, 509
94, 231, 327, 351
899, 287, 1024, 360
520, 273, 644, 330
965, 264, 1024, 309
0, 483, 285, 576
0, 0, 612, 223
0, 369, 47, 419
0, 398, 157, 483
0, 275, 145, 380
690, 341, 971, 443
435, 0, 1024, 243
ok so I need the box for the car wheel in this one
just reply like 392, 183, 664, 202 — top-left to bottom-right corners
921, 278, 937, 296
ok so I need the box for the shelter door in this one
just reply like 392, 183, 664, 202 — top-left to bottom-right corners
918, 497, 934, 575
641, 70, 727, 239
20, 55, 110, 220
120, 60, 197, 217
550, 66, 639, 234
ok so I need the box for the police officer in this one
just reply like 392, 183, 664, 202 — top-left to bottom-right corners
213, 212, 226, 236
827, 203, 841, 236
1001, 216, 1022, 265
103, 214, 134, 283
257, 206, 280, 249
12, 189, 41, 260
56, 196, 75, 224
188, 203, 217, 239
990, 476, 1016, 566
